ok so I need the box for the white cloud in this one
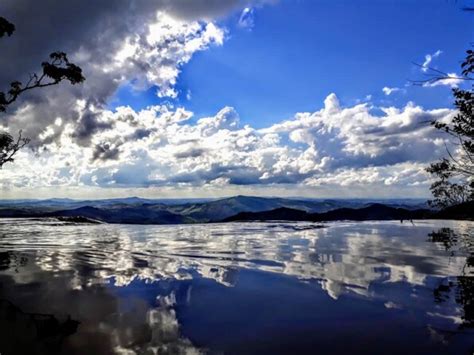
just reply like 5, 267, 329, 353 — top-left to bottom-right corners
382, 86, 401, 96
1, 93, 455, 198
417, 50, 464, 88
0, 2, 226, 148
421, 50, 442, 72
238, 7, 255, 29
0, 3, 457, 198
423, 73, 463, 88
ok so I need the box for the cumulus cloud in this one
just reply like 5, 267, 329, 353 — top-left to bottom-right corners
0, 2, 457, 198
1, 93, 455, 197
0, 0, 235, 148
262, 93, 452, 165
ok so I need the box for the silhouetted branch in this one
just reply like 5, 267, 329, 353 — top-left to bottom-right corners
0, 130, 30, 168
0, 16, 85, 168
0, 52, 85, 113
410, 62, 472, 87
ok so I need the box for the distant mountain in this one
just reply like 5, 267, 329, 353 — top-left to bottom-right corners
313, 203, 431, 221
224, 204, 437, 222
222, 207, 312, 222
0, 197, 216, 209
163, 195, 341, 222
0, 195, 440, 225
162, 195, 430, 222
48, 206, 190, 224
288, 198, 429, 211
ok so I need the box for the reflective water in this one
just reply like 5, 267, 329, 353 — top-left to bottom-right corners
0, 218, 473, 354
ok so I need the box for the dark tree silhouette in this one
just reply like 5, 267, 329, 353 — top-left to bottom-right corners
0, 131, 29, 168
0, 16, 85, 168
425, 49, 473, 208
429, 228, 474, 328
0, 17, 15, 37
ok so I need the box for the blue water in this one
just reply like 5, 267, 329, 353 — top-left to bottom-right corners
0, 219, 473, 354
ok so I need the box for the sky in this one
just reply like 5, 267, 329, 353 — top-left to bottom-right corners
0, 0, 473, 199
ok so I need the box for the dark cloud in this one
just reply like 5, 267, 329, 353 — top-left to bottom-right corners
0, 0, 152, 146
0, 0, 246, 148
132, 128, 154, 140
164, 0, 249, 20
174, 147, 206, 159
92, 142, 121, 161
0, 1, 140, 85
0, 0, 250, 83
73, 110, 114, 146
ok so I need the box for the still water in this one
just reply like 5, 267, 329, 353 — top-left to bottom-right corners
0, 218, 472, 354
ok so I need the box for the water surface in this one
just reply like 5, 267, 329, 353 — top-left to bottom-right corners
0, 219, 473, 354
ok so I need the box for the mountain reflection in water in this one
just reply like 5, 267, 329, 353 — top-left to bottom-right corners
0, 219, 472, 354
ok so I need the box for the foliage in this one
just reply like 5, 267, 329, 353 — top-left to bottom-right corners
0, 17, 14, 38
0, 131, 29, 168
427, 49, 474, 208
0, 16, 85, 168
0, 52, 85, 113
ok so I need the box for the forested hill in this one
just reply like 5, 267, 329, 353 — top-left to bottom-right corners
223, 201, 473, 223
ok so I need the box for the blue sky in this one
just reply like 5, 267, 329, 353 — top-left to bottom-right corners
112, 0, 473, 127
1, 0, 473, 199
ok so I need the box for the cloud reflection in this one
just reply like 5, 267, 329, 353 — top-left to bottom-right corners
0, 219, 473, 353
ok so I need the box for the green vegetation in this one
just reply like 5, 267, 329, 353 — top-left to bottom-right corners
427, 49, 473, 208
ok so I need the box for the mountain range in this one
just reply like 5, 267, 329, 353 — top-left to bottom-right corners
0, 195, 469, 224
